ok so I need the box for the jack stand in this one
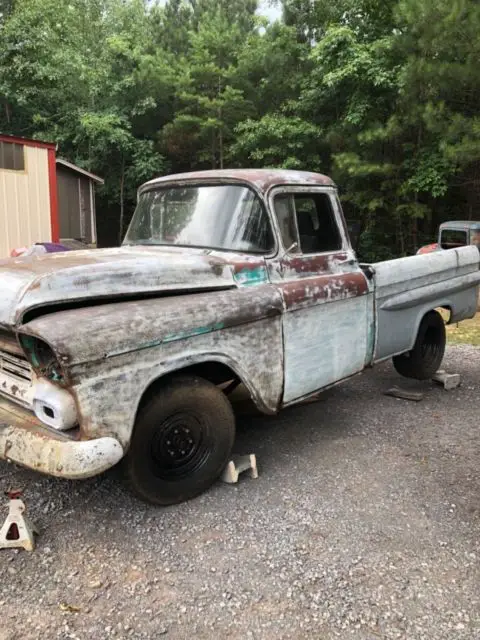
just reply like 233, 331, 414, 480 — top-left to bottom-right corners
432, 370, 461, 391
221, 454, 258, 484
0, 491, 38, 551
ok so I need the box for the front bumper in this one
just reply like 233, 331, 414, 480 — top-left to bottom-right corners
0, 396, 123, 479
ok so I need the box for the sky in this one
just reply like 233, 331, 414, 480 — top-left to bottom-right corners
156, 1, 282, 22
258, 1, 282, 22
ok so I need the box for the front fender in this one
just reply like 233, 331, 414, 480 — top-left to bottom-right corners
67, 315, 284, 448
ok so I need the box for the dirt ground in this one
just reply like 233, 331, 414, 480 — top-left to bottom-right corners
0, 345, 479, 640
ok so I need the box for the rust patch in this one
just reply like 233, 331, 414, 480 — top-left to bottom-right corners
232, 259, 266, 274
20, 285, 285, 367
281, 273, 369, 310
282, 253, 348, 276
0, 330, 23, 356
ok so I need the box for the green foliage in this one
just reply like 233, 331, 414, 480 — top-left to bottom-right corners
233, 114, 323, 169
163, 4, 254, 169
0, 0, 479, 253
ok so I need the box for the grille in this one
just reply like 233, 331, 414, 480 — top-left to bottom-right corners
0, 349, 32, 383
0, 331, 34, 407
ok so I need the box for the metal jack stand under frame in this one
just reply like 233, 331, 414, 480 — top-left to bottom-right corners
0, 491, 38, 552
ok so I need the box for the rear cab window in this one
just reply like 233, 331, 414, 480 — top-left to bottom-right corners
440, 229, 468, 250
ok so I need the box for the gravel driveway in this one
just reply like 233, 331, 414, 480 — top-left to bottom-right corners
1, 345, 479, 640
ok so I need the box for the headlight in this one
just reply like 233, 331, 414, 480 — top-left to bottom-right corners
19, 335, 66, 384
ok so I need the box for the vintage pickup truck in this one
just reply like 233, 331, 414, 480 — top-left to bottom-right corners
1, 170, 479, 505
417, 221, 480, 310
417, 220, 480, 255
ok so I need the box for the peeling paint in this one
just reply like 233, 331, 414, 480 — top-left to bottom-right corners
140, 169, 335, 197
22, 286, 284, 366
163, 322, 225, 344
0, 400, 123, 479
0, 246, 241, 327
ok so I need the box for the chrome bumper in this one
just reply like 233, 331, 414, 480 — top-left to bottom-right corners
0, 396, 123, 479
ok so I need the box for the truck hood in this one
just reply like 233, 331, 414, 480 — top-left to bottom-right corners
0, 246, 262, 327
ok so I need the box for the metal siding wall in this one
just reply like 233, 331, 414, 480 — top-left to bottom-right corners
0, 146, 51, 258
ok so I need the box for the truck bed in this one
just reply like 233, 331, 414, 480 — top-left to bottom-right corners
369, 245, 480, 362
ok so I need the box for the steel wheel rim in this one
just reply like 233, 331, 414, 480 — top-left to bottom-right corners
150, 411, 212, 480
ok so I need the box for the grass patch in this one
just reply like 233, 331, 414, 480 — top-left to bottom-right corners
446, 312, 480, 346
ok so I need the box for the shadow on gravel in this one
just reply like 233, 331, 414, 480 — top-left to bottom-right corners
231, 383, 343, 445
0, 381, 347, 525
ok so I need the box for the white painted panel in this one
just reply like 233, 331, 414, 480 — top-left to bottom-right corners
374, 246, 479, 296
373, 246, 480, 360
0, 145, 51, 258
283, 295, 369, 403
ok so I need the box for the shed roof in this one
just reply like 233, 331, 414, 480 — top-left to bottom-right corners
141, 169, 335, 194
56, 158, 104, 184
0, 133, 56, 150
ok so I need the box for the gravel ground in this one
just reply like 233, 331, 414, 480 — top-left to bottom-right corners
1, 344, 479, 640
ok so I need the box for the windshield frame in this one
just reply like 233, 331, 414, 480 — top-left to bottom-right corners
126, 180, 279, 257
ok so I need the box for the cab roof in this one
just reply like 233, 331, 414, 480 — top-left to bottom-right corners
140, 169, 335, 195
440, 221, 480, 230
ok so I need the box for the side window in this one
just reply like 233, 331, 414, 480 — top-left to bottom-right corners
0, 141, 25, 171
274, 192, 342, 254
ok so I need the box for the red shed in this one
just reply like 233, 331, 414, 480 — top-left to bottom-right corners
0, 133, 103, 257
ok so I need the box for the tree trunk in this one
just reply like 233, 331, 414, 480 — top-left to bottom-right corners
211, 130, 216, 169
411, 216, 418, 253
219, 122, 223, 169
396, 195, 405, 256
218, 74, 223, 169
118, 157, 125, 246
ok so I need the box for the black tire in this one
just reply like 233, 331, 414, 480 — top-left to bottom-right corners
123, 376, 235, 506
392, 310, 446, 380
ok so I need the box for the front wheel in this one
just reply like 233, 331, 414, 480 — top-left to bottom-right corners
392, 310, 446, 380
123, 376, 235, 505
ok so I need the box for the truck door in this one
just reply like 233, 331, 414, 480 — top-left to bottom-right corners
268, 187, 373, 404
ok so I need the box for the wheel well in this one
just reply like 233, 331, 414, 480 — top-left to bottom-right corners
137, 361, 241, 413
435, 306, 452, 324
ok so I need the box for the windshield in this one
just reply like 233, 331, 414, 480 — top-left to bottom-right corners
124, 184, 274, 254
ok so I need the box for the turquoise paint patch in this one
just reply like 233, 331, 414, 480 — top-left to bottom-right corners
106, 323, 226, 358
136, 338, 163, 351
234, 266, 268, 287
163, 322, 225, 344
20, 335, 40, 368
49, 368, 64, 382
20, 335, 65, 382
